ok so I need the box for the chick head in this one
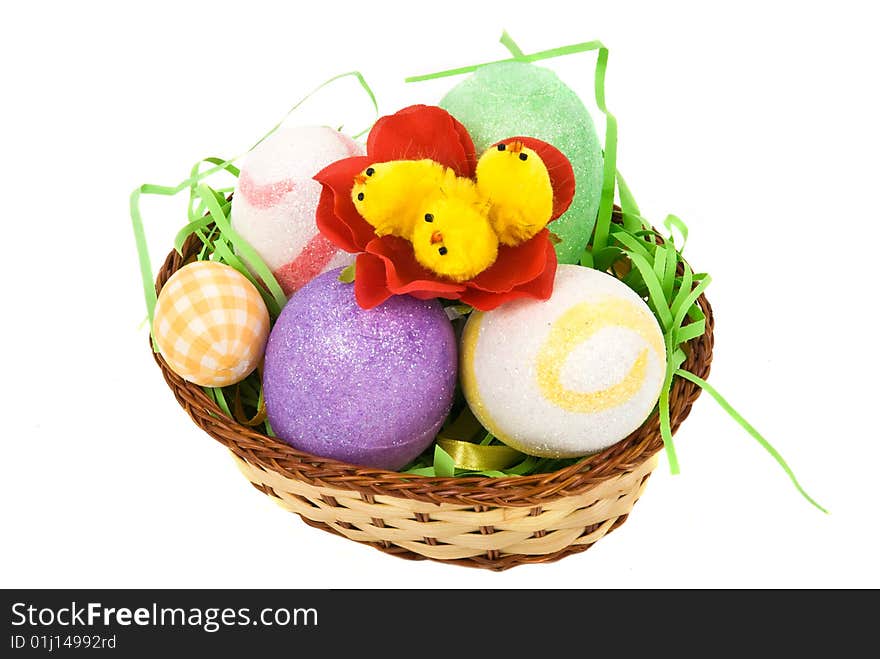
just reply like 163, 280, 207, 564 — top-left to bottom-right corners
411, 194, 499, 283
476, 140, 554, 246
351, 159, 444, 240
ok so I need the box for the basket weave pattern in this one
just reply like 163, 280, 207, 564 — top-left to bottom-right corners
153, 213, 714, 570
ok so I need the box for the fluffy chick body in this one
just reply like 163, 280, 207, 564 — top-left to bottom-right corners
351, 148, 554, 282
411, 175, 498, 282
476, 143, 554, 246
351, 159, 444, 239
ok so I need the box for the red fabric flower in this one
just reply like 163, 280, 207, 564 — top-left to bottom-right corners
314, 105, 575, 310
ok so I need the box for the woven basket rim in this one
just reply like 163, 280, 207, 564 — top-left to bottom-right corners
153, 209, 714, 507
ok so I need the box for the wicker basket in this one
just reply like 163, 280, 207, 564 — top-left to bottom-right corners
152, 213, 714, 571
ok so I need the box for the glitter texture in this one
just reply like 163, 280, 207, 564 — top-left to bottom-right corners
440, 61, 604, 264
460, 265, 666, 458
231, 125, 361, 295
536, 299, 663, 413
263, 268, 457, 470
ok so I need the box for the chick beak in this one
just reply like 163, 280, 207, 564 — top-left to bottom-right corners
430, 231, 444, 245
509, 140, 524, 154
353, 174, 367, 185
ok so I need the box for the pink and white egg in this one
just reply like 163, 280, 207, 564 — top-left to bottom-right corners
231, 125, 363, 296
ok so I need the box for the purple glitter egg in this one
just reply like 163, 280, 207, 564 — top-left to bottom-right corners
262, 268, 457, 470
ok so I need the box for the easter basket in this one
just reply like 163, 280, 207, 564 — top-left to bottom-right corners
151, 209, 713, 570
136, 35, 821, 573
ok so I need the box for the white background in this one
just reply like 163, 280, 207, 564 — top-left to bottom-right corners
2, 0, 878, 588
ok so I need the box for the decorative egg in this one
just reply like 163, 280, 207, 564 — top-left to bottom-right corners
263, 269, 457, 470
153, 261, 270, 387
231, 125, 363, 296
440, 61, 604, 264
460, 264, 666, 457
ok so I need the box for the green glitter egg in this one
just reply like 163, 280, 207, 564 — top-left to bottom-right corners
440, 61, 604, 264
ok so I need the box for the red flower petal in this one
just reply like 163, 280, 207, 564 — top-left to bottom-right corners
314, 156, 376, 252
492, 136, 575, 221
449, 115, 478, 177
365, 236, 466, 298
353, 252, 394, 309
367, 105, 476, 178
353, 232, 557, 311
313, 109, 567, 312
469, 229, 554, 293
461, 240, 558, 310
406, 290, 448, 301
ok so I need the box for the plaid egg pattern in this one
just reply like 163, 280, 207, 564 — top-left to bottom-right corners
153, 261, 270, 387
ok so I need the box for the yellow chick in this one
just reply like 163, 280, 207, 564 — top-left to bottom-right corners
476, 140, 554, 246
351, 160, 444, 239
411, 176, 499, 282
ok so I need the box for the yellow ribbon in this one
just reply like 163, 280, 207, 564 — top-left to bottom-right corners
436, 438, 524, 472
232, 362, 267, 427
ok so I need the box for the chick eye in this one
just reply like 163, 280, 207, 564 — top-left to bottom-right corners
365, 167, 375, 176
497, 143, 507, 152
357, 192, 365, 201
519, 152, 528, 161
438, 246, 448, 256
424, 213, 434, 222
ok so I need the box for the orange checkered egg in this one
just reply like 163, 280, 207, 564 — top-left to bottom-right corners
152, 261, 270, 387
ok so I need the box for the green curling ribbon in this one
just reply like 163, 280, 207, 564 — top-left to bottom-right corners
675, 369, 827, 514
253, 70, 379, 145
405, 35, 824, 509
128, 39, 824, 511
608, 202, 711, 473
130, 71, 379, 324
337, 264, 356, 284
608, 206, 824, 512
209, 386, 232, 418
130, 157, 240, 324
130, 72, 379, 428
499, 30, 525, 59
436, 438, 526, 472
433, 444, 456, 477
405, 32, 617, 263
196, 183, 287, 318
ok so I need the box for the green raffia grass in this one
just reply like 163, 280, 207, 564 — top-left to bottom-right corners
131, 35, 825, 511
131, 72, 378, 426
400, 32, 825, 511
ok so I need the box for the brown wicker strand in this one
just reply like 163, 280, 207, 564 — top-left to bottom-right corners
151, 208, 714, 569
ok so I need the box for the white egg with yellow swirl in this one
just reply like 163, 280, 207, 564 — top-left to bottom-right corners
460, 264, 667, 457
